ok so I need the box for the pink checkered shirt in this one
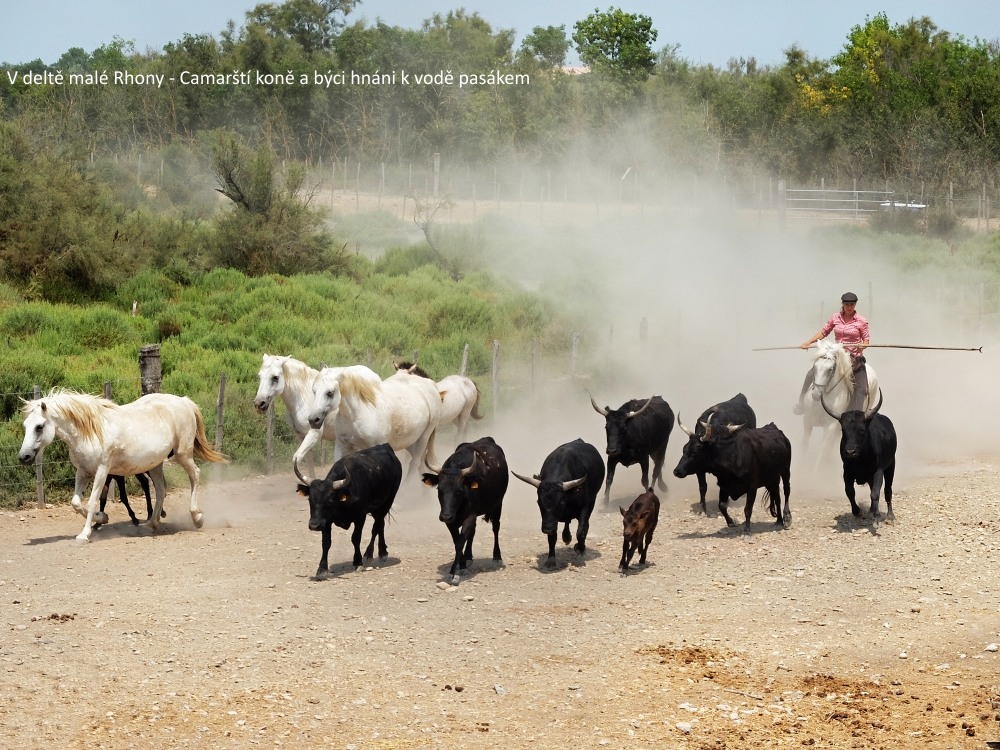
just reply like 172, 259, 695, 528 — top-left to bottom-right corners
820, 312, 869, 358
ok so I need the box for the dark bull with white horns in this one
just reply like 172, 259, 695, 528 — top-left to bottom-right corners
422, 437, 509, 584
590, 394, 674, 504
672, 393, 757, 515
673, 416, 792, 533
294, 443, 402, 580
821, 389, 897, 527
512, 439, 605, 567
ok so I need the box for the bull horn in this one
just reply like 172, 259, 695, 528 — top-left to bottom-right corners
460, 452, 481, 477
511, 470, 542, 488
561, 476, 587, 491
725, 422, 745, 434
865, 388, 883, 419
424, 456, 443, 474
626, 396, 656, 419
819, 393, 840, 420
677, 413, 694, 437
331, 467, 351, 491
292, 456, 309, 485
700, 413, 714, 442
588, 392, 609, 417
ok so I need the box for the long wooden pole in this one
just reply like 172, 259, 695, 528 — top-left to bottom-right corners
753, 344, 982, 352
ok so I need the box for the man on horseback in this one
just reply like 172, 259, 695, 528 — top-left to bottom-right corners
793, 291, 871, 414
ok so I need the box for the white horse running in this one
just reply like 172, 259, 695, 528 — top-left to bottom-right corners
394, 362, 483, 444
19, 389, 226, 542
254, 354, 361, 478
299, 366, 441, 481
801, 341, 879, 462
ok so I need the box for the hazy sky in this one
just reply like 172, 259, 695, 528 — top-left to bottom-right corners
3, 0, 1000, 68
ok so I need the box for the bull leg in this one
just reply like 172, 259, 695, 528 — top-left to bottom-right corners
743, 488, 757, 533
696, 471, 709, 515
574, 517, 590, 556
638, 456, 650, 492
718, 489, 737, 528
843, 471, 862, 517
350, 520, 366, 569
462, 517, 477, 564
546, 532, 558, 567
781, 472, 792, 529
362, 514, 389, 561
134, 473, 159, 522
561, 522, 573, 545
488, 510, 502, 565
869, 470, 884, 521
639, 525, 655, 565
314, 524, 332, 580
446, 522, 464, 578
619, 538, 635, 574
883, 463, 895, 522
651, 447, 668, 492
603, 458, 618, 504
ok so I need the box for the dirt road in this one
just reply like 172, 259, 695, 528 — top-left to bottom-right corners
1, 451, 999, 749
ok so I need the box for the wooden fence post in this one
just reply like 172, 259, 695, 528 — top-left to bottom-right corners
215, 372, 226, 455
460, 343, 469, 376
33, 384, 45, 508
139, 344, 161, 394
104, 381, 116, 504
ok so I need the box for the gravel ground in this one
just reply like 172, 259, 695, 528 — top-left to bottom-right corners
2, 445, 999, 750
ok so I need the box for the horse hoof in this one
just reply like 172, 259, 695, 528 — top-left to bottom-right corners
192, 512, 205, 529
94, 512, 109, 526
74, 533, 91, 543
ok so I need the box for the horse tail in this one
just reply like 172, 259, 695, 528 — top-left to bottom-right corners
470, 386, 484, 420
764, 488, 778, 518
193, 407, 228, 464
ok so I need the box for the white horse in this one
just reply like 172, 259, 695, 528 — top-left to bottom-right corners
394, 362, 483, 444
299, 366, 441, 481
254, 354, 351, 478
19, 389, 226, 542
801, 341, 879, 462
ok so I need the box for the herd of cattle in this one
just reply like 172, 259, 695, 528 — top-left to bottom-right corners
256, 355, 899, 582
29, 353, 898, 582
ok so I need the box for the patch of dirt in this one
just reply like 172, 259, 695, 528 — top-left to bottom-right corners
2, 455, 999, 749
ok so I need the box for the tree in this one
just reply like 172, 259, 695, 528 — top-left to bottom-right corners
519, 25, 571, 68
572, 7, 657, 81
245, 0, 356, 53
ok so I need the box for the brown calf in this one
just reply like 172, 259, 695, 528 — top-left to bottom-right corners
619, 491, 660, 574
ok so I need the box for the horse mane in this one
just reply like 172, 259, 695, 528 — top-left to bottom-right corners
281, 356, 318, 393
24, 388, 113, 443
339, 371, 379, 407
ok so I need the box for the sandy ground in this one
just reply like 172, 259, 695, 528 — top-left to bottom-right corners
2, 445, 999, 750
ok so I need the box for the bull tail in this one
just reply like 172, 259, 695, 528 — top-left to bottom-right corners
470, 387, 484, 420
764, 489, 778, 519
193, 408, 228, 464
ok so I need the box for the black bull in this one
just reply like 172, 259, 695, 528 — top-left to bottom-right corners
512, 438, 605, 566
822, 390, 897, 524
295, 443, 402, 579
674, 393, 757, 515
422, 437, 509, 582
590, 394, 674, 504
673, 420, 792, 533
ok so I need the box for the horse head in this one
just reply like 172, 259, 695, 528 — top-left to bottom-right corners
19, 399, 56, 465
254, 354, 288, 413
308, 367, 343, 428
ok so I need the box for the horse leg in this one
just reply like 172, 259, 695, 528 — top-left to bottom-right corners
293, 428, 322, 481
76, 466, 109, 542
172, 453, 204, 529
146, 464, 168, 531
